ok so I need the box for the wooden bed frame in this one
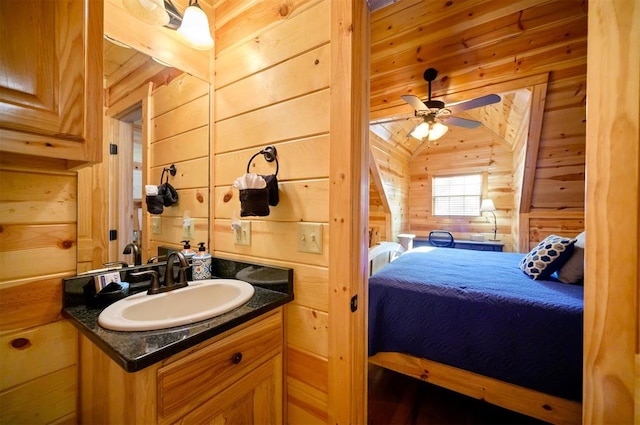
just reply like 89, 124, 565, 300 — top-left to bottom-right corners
367, 242, 582, 425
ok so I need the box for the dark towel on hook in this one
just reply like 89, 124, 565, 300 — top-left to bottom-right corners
261, 174, 279, 206
146, 194, 164, 214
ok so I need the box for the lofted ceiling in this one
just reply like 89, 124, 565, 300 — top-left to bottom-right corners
369, 0, 588, 156
370, 87, 532, 156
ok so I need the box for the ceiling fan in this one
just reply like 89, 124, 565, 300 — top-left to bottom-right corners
401, 68, 501, 141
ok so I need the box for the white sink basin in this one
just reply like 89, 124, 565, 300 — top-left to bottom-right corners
98, 279, 255, 331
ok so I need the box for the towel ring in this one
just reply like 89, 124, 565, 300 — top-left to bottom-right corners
246, 146, 279, 176
160, 164, 177, 184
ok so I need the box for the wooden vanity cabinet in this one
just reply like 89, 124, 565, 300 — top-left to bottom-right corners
0, 0, 103, 169
79, 308, 283, 424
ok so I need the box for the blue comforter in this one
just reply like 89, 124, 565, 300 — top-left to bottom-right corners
368, 247, 583, 401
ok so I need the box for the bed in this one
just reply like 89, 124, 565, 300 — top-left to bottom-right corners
368, 244, 583, 425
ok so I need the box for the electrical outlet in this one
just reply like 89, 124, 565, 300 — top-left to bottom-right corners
298, 223, 323, 254
151, 216, 161, 234
234, 221, 251, 246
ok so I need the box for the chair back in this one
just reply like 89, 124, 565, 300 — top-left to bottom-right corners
428, 230, 454, 248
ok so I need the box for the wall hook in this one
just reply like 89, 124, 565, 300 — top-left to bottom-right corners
262, 146, 277, 163
164, 164, 177, 176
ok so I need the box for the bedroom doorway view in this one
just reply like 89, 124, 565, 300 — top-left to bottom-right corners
365, 1, 588, 424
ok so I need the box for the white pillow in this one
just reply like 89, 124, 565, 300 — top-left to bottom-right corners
557, 231, 585, 284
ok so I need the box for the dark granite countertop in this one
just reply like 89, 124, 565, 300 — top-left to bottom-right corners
62, 257, 293, 372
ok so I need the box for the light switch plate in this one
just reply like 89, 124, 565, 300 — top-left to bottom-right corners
298, 223, 322, 254
234, 221, 251, 246
151, 216, 161, 234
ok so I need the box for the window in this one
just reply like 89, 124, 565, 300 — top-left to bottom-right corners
432, 174, 482, 216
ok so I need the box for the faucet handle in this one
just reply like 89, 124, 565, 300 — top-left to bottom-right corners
147, 255, 166, 264
130, 270, 161, 295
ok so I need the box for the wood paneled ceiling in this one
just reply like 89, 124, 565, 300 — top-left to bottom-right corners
370, 87, 532, 155
369, 0, 588, 155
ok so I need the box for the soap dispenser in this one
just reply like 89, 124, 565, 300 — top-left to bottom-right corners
180, 240, 195, 262
192, 242, 212, 280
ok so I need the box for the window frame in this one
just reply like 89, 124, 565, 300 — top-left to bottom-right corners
431, 172, 485, 217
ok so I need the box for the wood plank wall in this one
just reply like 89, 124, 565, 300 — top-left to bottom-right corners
369, 131, 410, 244
212, 0, 331, 422
0, 167, 78, 423
370, 0, 588, 251
148, 74, 211, 256
408, 125, 517, 250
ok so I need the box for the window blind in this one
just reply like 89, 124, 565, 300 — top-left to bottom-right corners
432, 174, 482, 216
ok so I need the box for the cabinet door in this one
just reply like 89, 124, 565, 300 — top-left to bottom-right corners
0, 0, 102, 166
180, 355, 283, 425
157, 311, 282, 421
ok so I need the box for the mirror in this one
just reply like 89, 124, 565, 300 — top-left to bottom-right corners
76, 36, 210, 272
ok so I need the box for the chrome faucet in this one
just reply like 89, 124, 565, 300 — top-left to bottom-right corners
123, 243, 142, 266
130, 251, 189, 295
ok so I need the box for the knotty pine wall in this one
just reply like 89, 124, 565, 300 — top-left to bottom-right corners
212, 1, 332, 422
0, 167, 78, 423
370, 0, 588, 251
369, 131, 411, 244
409, 126, 518, 250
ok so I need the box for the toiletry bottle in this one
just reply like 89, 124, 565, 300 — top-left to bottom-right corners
180, 240, 195, 262
192, 242, 212, 280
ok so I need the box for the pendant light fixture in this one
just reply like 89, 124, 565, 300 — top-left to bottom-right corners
409, 116, 449, 141
122, 0, 213, 50
176, 0, 214, 50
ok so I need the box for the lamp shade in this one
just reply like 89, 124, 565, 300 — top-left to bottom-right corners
409, 120, 449, 141
122, 0, 169, 26
177, 1, 214, 50
410, 122, 430, 140
428, 122, 448, 141
480, 198, 496, 212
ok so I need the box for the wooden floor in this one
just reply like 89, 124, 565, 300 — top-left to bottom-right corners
368, 364, 546, 425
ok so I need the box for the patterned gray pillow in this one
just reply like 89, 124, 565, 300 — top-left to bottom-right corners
520, 235, 576, 280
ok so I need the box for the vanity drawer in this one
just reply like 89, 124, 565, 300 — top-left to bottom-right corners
157, 310, 283, 421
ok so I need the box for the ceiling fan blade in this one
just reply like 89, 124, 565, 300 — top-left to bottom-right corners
401, 95, 428, 111
445, 94, 501, 114
371, 116, 413, 125
442, 116, 482, 129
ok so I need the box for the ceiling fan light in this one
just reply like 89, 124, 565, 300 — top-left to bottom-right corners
410, 122, 430, 140
428, 122, 448, 141
177, 1, 214, 50
122, 0, 170, 26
